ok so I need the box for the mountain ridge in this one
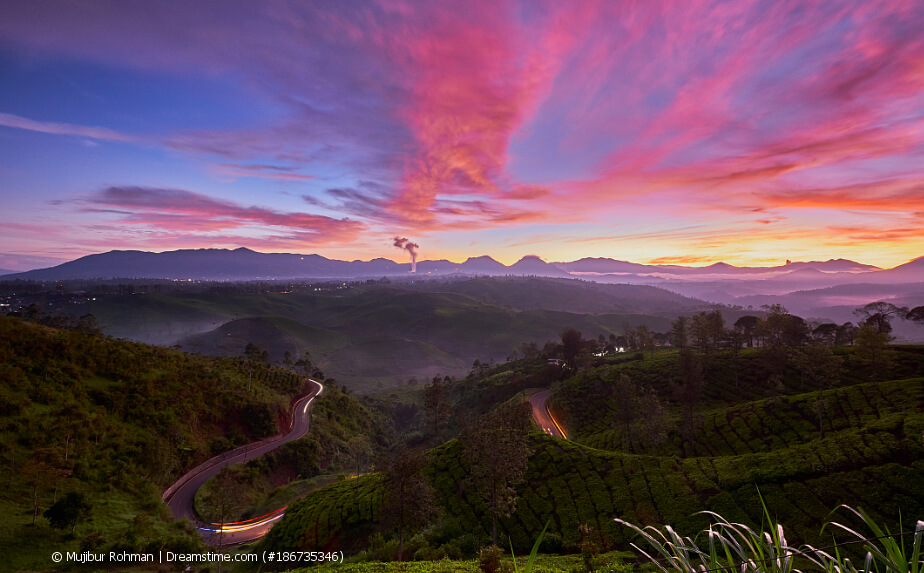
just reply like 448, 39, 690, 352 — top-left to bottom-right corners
1, 247, 915, 282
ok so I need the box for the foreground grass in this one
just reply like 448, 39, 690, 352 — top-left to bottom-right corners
286, 552, 634, 573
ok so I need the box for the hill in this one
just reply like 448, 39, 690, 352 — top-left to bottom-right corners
257, 345, 924, 562
0, 316, 313, 571
73, 279, 712, 391
403, 277, 706, 315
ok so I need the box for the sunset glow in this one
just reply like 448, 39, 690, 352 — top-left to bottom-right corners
1, 1, 923, 270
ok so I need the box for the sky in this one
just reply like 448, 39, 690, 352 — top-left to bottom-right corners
1, 0, 923, 271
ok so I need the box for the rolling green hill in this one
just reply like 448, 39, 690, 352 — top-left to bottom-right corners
401, 277, 709, 315
257, 347, 924, 563
0, 316, 308, 571
552, 346, 924, 444
83, 279, 707, 392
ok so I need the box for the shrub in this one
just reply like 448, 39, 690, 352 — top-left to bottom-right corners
479, 545, 506, 573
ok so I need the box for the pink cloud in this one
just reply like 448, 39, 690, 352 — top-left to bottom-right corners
83, 186, 364, 244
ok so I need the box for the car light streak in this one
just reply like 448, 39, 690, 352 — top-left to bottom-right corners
546, 403, 568, 439
198, 510, 286, 533
209, 507, 286, 527
188, 379, 326, 539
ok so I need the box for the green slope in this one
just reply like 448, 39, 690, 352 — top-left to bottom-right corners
553, 346, 924, 441
259, 348, 924, 561
85, 283, 689, 392
261, 413, 924, 557
0, 316, 307, 571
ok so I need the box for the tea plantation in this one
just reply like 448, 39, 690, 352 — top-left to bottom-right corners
261, 345, 924, 563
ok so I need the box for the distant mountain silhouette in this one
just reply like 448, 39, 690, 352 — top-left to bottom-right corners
782, 258, 881, 273
2, 248, 401, 281
863, 256, 924, 283
507, 255, 573, 277
459, 256, 508, 274
553, 257, 653, 274
1, 247, 916, 284
553, 256, 880, 276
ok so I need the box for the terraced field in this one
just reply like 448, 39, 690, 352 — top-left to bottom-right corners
553, 346, 924, 441
262, 387, 924, 556
580, 377, 924, 456
257, 345, 924, 564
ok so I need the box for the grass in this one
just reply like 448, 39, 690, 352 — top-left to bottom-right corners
281, 552, 634, 573
618, 503, 924, 573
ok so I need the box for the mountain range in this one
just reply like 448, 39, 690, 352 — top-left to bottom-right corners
3, 247, 921, 283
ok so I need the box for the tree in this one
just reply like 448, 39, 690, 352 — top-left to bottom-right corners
756, 304, 806, 376
792, 345, 843, 438
734, 315, 759, 348
854, 302, 908, 334
519, 342, 539, 359
22, 448, 57, 526
670, 316, 689, 349
855, 322, 891, 369
200, 467, 246, 557
461, 400, 532, 545
672, 350, 704, 453
812, 323, 838, 346
243, 342, 268, 391
380, 447, 437, 561
690, 311, 725, 354
294, 350, 323, 380
723, 328, 745, 387
612, 374, 639, 444
836, 322, 858, 346
614, 335, 628, 350
906, 306, 924, 324
781, 314, 809, 348
75, 314, 102, 335
344, 435, 373, 474
244, 342, 264, 362
757, 304, 790, 348
423, 375, 451, 435
560, 328, 583, 368
44, 492, 90, 533
636, 324, 655, 357
611, 373, 670, 453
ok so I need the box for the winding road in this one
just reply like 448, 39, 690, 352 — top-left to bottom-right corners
529, 389, 568, 439
163, 379, 324, 545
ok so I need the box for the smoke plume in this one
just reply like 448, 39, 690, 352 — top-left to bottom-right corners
393, 236, 419, 272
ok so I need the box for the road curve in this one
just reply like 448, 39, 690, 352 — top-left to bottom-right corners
529, 389, 568, 439
164, 379, 324, 545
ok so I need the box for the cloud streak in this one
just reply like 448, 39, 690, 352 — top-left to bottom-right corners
0, 112, 137, 143
81, 186, 364, 245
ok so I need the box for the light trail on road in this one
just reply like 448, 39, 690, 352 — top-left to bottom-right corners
529, 389, 567, 439
164, 379, 324, 544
